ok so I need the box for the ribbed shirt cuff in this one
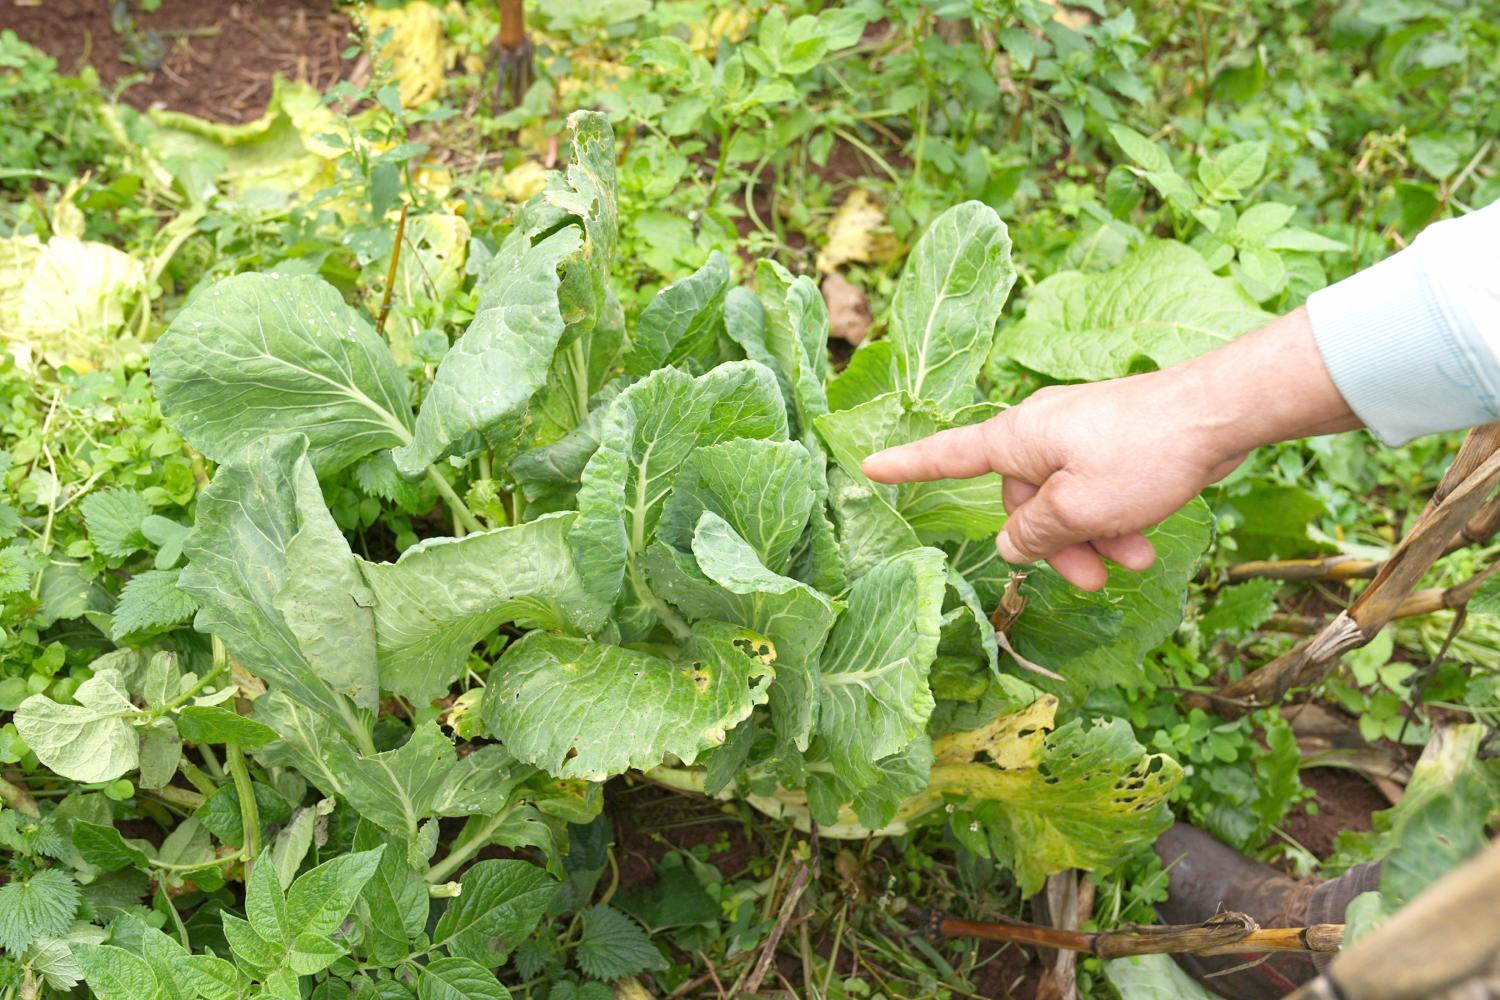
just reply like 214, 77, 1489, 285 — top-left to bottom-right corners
1307, 246, 1499, 446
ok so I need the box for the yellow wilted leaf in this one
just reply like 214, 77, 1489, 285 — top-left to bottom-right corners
1043, 0, 1098, 29
365, 1, 447, 107
413, 164, 454, 198
689, 7, 754, 54
932, 694, 1056, 767
504, 161, 548, 202
615, 979, 654, 1000
816, 188, 902, 274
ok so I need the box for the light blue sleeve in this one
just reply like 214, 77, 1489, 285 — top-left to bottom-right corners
1306, 199, 1500, 445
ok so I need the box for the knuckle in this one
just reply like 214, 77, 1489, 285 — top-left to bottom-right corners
1007, 515, 1047, 556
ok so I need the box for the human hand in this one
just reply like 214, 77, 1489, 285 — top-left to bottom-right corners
862, 370, 1242, 589
861, 309, 1359, 590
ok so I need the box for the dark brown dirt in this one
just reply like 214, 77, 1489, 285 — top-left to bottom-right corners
1283, 767, 1390, 859
1, 0, 352, 122
608, 779, 764, 891
976, 941, 1043, 999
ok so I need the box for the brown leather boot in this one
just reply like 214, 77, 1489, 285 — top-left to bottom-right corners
1153, 823, 1381, 999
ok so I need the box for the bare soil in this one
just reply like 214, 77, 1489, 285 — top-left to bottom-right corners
1, 0, 352, 122
1283, 767, 1389, 859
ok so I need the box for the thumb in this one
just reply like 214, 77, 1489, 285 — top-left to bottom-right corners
995, 479, 1080, 564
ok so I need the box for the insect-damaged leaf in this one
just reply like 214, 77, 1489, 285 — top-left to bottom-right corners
179, 435, 379, 722
482, 621, 775, 781
152, 273, 412, 475
646, 512, 837, 754
929, 695, 1181, 896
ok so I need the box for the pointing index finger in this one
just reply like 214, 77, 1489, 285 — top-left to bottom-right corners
862, 421, 999, 484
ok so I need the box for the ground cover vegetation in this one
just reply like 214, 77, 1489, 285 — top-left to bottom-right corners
1, 1, 1498, 997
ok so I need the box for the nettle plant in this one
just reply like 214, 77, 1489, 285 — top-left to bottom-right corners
17, 113, 1213, 994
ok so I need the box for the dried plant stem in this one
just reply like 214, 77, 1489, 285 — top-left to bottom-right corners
933, 911, 1343, 960
1197, 424, 1500, 718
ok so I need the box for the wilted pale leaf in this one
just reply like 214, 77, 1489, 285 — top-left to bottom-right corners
14, 669, 139, 783
140, 79, 339, 199
0, 234, 146, 370
180, 435, 380, 723
816, 188, 901, 273
365, 1, 447, 106
359, 511, 612, 704
393, 226, 582, 475
504, 161, 548, 202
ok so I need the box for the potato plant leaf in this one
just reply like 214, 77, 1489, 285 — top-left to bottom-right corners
14, 668, 139, 783
994, 240, 1270, 380
429, 859, 556, 968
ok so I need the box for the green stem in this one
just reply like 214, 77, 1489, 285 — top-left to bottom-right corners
628, 562, 691, 640
829, 127, 903, 185
157, 887, 191, 949
178, 759, 219, 798
426, 466, 486, 535
199, 742, 225, 782
703, 122, 740, 212
339, 699, 378, 756
227, 744, 260, 873
158, 659, 228, 716
425, 804, 516, 884
147, 854, 241, 873
146, 785, 206, 811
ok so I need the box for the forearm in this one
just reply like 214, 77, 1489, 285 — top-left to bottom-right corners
1171, 307, 1363, 466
